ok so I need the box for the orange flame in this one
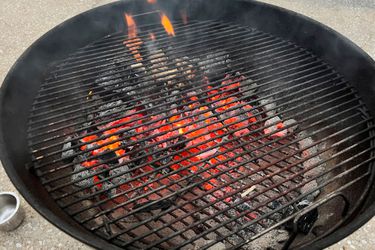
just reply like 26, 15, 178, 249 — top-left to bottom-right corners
147, 0, 157, 3
124, 13, 143, 62
149, 32, 156, 41
161, 13, 175, 36
124, 13, 137, 39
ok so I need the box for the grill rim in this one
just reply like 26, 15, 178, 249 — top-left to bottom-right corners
1, 0, 375, 249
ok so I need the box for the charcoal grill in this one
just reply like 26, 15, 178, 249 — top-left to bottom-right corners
1, 0, 375, 249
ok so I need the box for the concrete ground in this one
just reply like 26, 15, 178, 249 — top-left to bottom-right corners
0, 0, 374, 249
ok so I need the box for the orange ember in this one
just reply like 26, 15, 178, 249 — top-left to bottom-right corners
147, 0, 157, 3
161, 13, 175, 36
75, 71, 286, 206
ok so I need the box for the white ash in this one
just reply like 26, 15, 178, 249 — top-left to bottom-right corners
61, 136, 74, 159
129, 62, 146, 73
284, 119, 298, 133
297, 132, 317, 157
300, 180, 320, 202
95, 71, 125, 92
297, 131, 325, 178
192, 51, 231, 75
239, 77, 258, 97
243, 229, 289, 250
259, 97, 276, 117
72, 164, 93, 188
97, 100, 127, 118
166, 90, 181, 103
264, 116, 287, 136
109, 164, 131, 185
303, 159, 325, 179
175, 57, 195, 80
101, 181, 117, 197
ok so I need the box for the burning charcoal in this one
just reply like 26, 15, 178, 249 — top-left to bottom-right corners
192, 50, 231, 76
297, 132, 317, 156
175, 57, 195, 81
186, 91, 198, 97
300, 180, 320, 202
102, 181, 117, 198
72, 164, 94, 188
259, 97, 276, 116
284, 119, 298, 134
297, 131, 325, 178
97, 100, 127, 118
171, 136, 187, 150
131, 149, 148, 166
95, 71, 128, 95
264, 116, 287, 138
239, 77, 258, 97
166, 90, 180, 103
109, 164, 131, 185
61, 136, 75, 161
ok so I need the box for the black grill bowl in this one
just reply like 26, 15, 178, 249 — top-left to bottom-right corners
1, 1, 375, 249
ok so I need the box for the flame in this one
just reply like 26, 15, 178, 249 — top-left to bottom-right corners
147, 0, 157, 3
124, 13, 143, 62
149, 32, 156, 41
124, 13, 137, 39
161, 13, 175, 36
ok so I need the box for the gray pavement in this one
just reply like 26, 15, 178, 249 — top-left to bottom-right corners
0, 0, 374, 249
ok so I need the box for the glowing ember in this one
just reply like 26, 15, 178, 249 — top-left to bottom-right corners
74, 67, 296, 214
161, 13, 175, 36
147, 0, 157, 3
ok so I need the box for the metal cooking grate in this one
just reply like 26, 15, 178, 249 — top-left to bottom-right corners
27, 19, 375, 249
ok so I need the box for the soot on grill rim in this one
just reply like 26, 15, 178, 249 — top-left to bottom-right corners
25, 4, 375, 250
